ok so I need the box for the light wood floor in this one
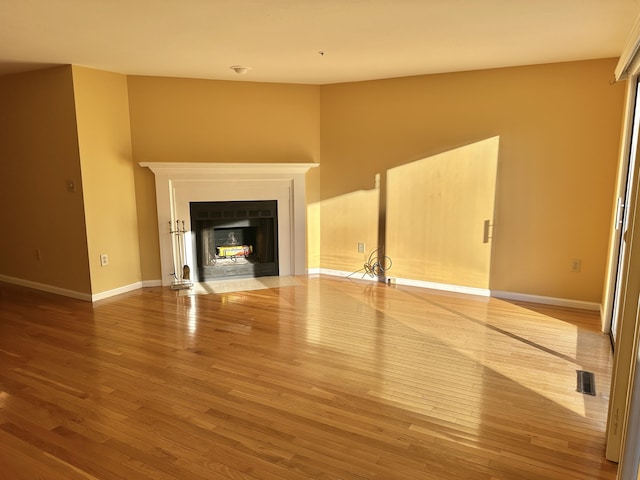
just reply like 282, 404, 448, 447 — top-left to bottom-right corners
0, 275, 617, 479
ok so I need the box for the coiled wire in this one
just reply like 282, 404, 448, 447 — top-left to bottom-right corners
348, 248, 393, 279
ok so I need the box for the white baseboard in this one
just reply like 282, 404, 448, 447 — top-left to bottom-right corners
311, 270, 600, 311
312, 268, 380, 282
91, 282, 145, 302
0, 274, 161, 303
393, 277, 491, 297
490, 290, 601, 311
1, 270, 602, 312
314, 269, 489, 295
0, 274, 92, 301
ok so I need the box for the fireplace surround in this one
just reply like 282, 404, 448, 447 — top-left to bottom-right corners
140, 162, 317, 287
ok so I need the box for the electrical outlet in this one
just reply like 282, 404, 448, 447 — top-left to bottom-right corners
100, 253, 109, 266
358, 242, 365, 253
570, 258, 581, 273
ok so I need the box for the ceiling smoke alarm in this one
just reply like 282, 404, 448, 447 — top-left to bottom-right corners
230, 65, 250, 74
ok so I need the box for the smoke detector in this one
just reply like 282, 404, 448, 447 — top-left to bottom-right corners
230, 65, 250, 75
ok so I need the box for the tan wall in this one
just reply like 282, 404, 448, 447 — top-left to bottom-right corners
127, 76, 321, 281
0, 59, 625, 303
72, 66, 141, 294
320, 59, 625, 302
320, 187, 380, 274
306, 166, 322, 269
0, 66, 91, 293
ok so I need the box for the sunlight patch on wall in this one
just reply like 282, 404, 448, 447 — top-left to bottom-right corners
386, 137, 499, 289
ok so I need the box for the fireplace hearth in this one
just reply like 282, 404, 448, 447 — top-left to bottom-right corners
190, 200, 278, 280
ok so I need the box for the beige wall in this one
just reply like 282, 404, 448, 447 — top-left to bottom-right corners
0, 66, 91, 293
72, 66, 141, 294
126, 76, 321, 281
0, 59, 626, 304
320, 187, 380, 273
320, 59, 625, 302
306, 167, 322, 269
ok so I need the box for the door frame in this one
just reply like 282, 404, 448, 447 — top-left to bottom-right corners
606, 74, 640, 476
607, 78, 640, 350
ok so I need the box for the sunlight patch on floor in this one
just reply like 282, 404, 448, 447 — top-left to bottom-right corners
179, 276, 300, 296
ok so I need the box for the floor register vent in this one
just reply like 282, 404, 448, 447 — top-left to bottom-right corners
576, 370, 596, 396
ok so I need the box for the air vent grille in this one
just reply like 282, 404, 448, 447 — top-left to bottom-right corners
576, 370, 596, 396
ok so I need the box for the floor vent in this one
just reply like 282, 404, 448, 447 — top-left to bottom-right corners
576, 370, 596, 396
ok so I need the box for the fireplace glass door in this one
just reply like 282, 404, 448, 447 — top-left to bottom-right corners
190, 200, 278, 280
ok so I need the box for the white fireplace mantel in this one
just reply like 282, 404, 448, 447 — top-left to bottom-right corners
140, 162, 318, 286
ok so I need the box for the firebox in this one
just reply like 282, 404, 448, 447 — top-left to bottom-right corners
190, 200, 278, 280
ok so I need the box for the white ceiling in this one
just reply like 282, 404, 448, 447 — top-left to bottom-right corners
1, 0, 640, 85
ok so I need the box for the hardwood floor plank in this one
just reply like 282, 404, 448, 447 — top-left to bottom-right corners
0, 276, 617, 479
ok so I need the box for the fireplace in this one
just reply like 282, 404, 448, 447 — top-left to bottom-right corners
140, 162, 317, 287
191, 200, 278, 280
